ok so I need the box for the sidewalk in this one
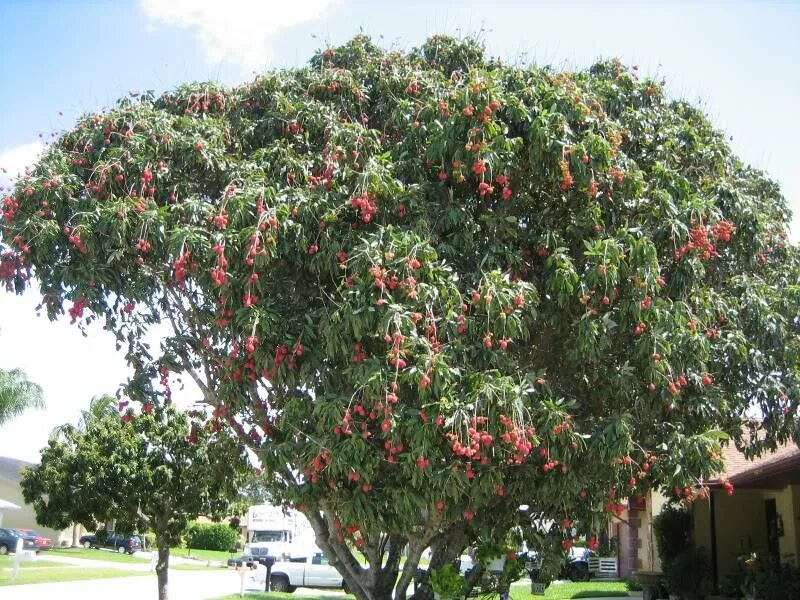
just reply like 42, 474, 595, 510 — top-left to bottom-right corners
41, 549, 217, 571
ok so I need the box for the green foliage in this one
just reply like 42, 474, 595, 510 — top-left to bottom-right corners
624, 577, 643, 592
663, 547, 709, 600
184, 521, 239, 552
2, 33, 799, 600
20, 404, 249, 598
475, 541, 513, 565
0, 367, 44, 425
22, 405, 247, 540
429, 564, 465, 598
722, 553, 800, 599
652, 505, 691, 568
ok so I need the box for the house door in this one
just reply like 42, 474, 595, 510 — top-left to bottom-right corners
764, 498, 780, 564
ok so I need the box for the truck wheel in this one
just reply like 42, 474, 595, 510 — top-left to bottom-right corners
271, 575, 294, 593
83, 541, 92, 549
117, 546, 126, 554
0, 544, 8, 555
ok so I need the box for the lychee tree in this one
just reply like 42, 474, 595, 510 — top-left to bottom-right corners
2, 35, 798, 600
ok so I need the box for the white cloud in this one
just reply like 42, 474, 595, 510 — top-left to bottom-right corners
0, 142, 45, 190
140, 0, 338, 70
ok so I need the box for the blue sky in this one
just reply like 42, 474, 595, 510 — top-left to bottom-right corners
1, 0, 798, 461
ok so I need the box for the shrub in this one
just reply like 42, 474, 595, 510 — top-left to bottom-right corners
184, 521, 238, 552
653, 505, 692, 567
429, 564, 465, 599
625, 577, 643, 592
664, 547, 709, 600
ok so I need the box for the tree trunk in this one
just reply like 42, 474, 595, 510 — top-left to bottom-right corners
155, 535, 170, 600
300, 504, 465, 600
302, 506, 418, 600
71, 523, 80, 547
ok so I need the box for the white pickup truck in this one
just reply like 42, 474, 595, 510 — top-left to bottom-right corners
265, 551, 344, 593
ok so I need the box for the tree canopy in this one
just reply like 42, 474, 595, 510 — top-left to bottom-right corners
21, 404, 248, 600
2, 34, 798, 600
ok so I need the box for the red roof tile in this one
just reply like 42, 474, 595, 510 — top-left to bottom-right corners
709, 440, 800, 484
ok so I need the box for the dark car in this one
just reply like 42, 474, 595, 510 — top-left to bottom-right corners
0, 528, 37, 555
522, 547, 592, 582
79, 532, 143, 554
14, 528, 53, 550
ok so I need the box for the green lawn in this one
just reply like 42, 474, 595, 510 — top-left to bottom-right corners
214, 594, 350, 600
171, 546, 238, 562
0, 567, 145, 586
0, 556, 66, 569
212, 581, 630, 600
50, 547, 150, 563
512, 581, 630, 599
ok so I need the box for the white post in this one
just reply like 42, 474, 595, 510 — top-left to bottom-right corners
239, 565, 247, 597
150, 550, 157, 572
12, 537, 23, 581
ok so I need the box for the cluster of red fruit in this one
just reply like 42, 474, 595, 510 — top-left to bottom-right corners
160, 89, 226, 115
66, 229, 88, 254
172, 252, 194, 285
673, 222, 735, 261
2, 194, 21, 222
350, 192, 378, 223
210, 243, 229, 287
68, 296, 89, 324
304, 449, 333, 485
558, 160, 574, 191
446, 416, 504, 467
498, 414, 535, 464
0, 251, 26, 289
307, 148, 338, 191
158, 365, 171, 403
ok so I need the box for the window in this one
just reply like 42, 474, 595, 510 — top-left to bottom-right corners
252, 531, 285, 543
312, 553, 330, 565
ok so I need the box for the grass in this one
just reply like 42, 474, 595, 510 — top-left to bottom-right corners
50, 546, 150, 563
170, 546, 238, 562
213, 594, 349, 600
512, 581, 630, 599
211, 581, 630, 600
0, 567, 145, 586
0, 556, 66, 569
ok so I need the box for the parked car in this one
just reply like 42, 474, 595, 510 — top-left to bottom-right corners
250, 550, 344, 593
522, 547, 592, 582
14, 528, 53, 550
79, 532, 143, 554
0, 528, 37, 555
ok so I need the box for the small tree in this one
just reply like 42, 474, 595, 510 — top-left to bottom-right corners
21, 404, 248, 600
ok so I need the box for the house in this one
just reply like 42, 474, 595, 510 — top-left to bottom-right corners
693, 441, 800, 587
0, 455, 72, 545
611, 440, 800, 587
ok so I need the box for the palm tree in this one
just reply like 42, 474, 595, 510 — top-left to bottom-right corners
77, 394, 118, 431
0, 368, 45, 426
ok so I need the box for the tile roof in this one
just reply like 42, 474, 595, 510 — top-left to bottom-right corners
709, 441, 800, 484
